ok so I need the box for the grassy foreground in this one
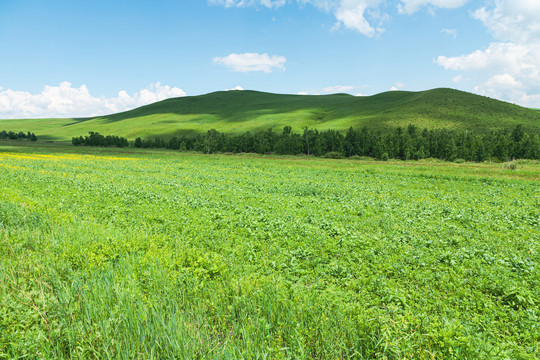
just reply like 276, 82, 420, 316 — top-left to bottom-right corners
0, 144, 538, 359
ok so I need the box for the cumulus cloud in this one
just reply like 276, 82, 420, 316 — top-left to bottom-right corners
208, 0, 287, 9
436, 42, 537, 74
225, 85, 245, 91
485, 73, 523, 89
436, 0, 540, 106
297, 0, 389, 37
518, 93, 540, 108
398, 0, 467, 14
473, 74, 525, 105
0, 82, 186, 119
298, 85, 355, 95
210, 1, 470, 36
210, 0, 387, 36
213, 53, 287, 73
473, 0, 540, 43
332, 0, 386, 36
390, 82, 405, 91
323, 85, 354, 93
442, 28, 457, 38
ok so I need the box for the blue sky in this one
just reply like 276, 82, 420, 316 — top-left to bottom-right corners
1, 0, 539, 118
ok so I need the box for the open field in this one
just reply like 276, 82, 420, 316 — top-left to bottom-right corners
1, 143, 539, 359
2, 88, 540, 141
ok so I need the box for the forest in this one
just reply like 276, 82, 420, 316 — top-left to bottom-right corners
73, 125, 539, 162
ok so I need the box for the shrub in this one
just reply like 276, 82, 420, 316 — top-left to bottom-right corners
349, 155, 374, 161
323, 151, 344, 159
503, 160, 518, 170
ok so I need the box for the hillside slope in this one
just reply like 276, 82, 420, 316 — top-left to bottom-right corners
1, 88, 539, 141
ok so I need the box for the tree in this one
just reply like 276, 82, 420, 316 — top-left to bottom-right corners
302, 127, 318, 155
416, 145, 426, 160
205, 129, 220, 154
511, 124, 525, 143
444, 138, 458, 162
344, 127, 358, 157
526, 134, 540, 159
276, 126, 293, 155
492, 134, 509, 161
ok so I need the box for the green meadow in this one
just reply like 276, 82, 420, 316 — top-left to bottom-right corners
1, 143, 538, 359
2, 88, 540, 141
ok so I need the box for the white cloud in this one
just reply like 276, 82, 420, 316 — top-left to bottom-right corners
225, 85, 245, 91
442, 28, 457, 38
436, 42, 537, 73
0, 81, 186, 119
473, 74, 525, 105
473, 0, 540, 43
323, 85, 354, 93
210, 0, 471, 36
303, 0, 388, 37
213, 53, 287, 73
297, 89, 323, 95
332, 0, 386, 36
436, 0, 540, 106
390, 82, 405, 91
518, 93, 540, 108
298, 85, 355, 95
208, 0, 287, 9
398, 0, 467, 14
486, 73, 523, 89
211, 0, 387, 36
437, 42, 540, 105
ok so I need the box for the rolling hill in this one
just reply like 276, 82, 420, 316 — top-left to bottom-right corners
1, 88, 540, 141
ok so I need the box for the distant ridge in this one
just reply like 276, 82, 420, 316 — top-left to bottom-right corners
1, 88, 539, 141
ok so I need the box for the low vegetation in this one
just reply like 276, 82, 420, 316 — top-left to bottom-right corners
1, 144, 538, 359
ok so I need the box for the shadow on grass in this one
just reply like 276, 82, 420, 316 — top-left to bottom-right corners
95, 90, 362, 125
83, 89, 540, 135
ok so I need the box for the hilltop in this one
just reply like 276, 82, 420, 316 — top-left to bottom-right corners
1, 88, 539, 141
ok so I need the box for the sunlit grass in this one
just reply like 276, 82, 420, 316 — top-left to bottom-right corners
2, 88, 540, 141
1, 145, 538, 359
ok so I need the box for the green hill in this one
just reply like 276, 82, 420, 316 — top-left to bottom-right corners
2, 88, 540, 141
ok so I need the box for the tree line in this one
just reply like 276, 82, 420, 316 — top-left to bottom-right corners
73, 125, 539, 161
72, 132, 129, 147
0, 130, 37, 141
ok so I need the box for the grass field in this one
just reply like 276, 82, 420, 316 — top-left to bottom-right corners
0, 143, 538, 359
2, 88, 540, 141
